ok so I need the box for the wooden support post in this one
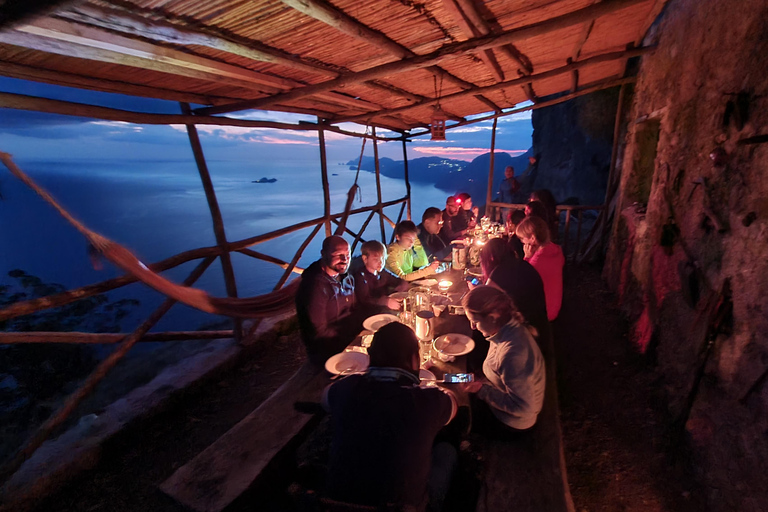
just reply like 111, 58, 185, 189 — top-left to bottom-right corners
274, 224, 322, 290
351, 210, 376, 254
402, 138, 412, 221
0, 256, 214, 484
372, 127, 386, 243
391, 202, 407, 244
605, 83, 627, 205
318, 119, 332, 237
181, 102, 241, 341
485, 117, 499, 220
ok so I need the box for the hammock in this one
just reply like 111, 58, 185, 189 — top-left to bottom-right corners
0, 151, 359, 319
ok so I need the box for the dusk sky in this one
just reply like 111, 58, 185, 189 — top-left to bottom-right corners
0, 76, 533, 165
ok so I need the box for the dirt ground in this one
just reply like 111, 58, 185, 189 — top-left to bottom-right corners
21, 265, 706, 512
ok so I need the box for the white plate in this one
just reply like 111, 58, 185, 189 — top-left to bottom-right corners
362, 313, 400, 332
413, 278, 438, 287
433, 334, 475, 356
325, 351, 369, 375
388, 291, 409, 301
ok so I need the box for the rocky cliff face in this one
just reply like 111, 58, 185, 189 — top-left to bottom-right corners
528, 88, 619, 206
603, 0, 768, 509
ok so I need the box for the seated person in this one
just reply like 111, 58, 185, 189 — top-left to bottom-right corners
504, 209, 526, 260
454, 192, 479, 233
386, 220, 440, 281
295, 235, 363, 365
440, 196, 466, 242
418, 207, 451, 261
516, 216, 564, 321
349, 240, 407, 315
460, 286, 546, 433
323, 322, 457, 510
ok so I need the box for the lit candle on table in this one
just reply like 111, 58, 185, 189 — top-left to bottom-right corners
438, 280, 452, 292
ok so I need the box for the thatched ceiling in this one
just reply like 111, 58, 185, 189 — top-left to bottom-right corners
0, 0, 667, 133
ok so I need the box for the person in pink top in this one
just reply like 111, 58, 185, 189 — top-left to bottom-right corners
516, 216, 564, 321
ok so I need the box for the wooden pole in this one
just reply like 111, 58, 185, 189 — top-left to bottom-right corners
575, 210, 583, 263
202, 0, 647, 115
485, 116, 499, 220
392, 202, 407, 244
0, 256, 214, 484
562, 210, 572, 261
318, 119, 332, 237
351, 210, 376, 254
605, 83, 627, 205
181, 102, 240, 340
0, 330, 234, 344
236, 248, 304, 273
273, 224, 322, 290
402, 139, 412, 221
372, 127, 386, 243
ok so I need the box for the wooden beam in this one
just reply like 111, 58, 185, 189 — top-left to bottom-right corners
0, 330, 234, 344
635, 0, 668, 47
0, 91, 409, 141
0, 60, 229, 106
202, 0, 647, 115
319, 121, 332, 237
408, 76, 637, 138
10, 17, 294, 91
235, 248, 304, 274
60, 3, 340, 78
402, 139, 412, 221
443, 0, 504, 82
372, 127, 386, 243
338, 46, 652, 124
604, 82, 628, 205
485, 116, 498, 213
273, 224, 322, 290
181, 103, 241, 340
570, 1, 601, 62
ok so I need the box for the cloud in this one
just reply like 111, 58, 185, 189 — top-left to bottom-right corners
411, 146, 527, 160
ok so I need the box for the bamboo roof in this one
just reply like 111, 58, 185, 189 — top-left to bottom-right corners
0, 0, 667, 133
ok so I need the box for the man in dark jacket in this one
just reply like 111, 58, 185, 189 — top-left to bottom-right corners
324, 323, 457, 510
295, 235, 363, 365
418, 207, 451, 261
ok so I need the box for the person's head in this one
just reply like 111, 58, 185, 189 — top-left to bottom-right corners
360, 240, 386, 274
530, 189, 556, 216
524, 199, 549, 221
421, 207, 444, 235
368, 322, 420, 371
445, 196, 460, 216
516, 215, 551, 250
504, 165, 515, 179
456, 192, 472, 211
462, 285, 523, 337
321, 235, 350, 276
480, 238, 515, 282
506, 209, 526, 233
394, 220, 419, 250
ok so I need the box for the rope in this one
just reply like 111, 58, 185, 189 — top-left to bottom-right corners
0, 152, 318, 319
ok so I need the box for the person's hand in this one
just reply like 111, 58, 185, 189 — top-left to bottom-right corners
466, 279, 478, 290
523, 243, 536, 259
472, 206, 480, 218
428, 260, 441, 272
459, 380, 483, 393
386, 298, 400, 310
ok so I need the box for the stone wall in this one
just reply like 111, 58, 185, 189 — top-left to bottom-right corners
529, 87, 619, 205
603, 0, 768, 509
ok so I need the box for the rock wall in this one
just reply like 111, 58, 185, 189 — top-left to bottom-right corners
603, 0, 768, 509
529, 87, 619, 205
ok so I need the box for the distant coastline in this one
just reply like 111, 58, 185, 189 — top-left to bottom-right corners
252, 177, 277, 183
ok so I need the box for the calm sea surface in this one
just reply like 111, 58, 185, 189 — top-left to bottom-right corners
1, 158, 451, 331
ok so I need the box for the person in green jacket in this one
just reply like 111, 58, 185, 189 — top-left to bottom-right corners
386, 221, 441, 281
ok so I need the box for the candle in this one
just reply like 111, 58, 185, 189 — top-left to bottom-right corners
438, 280, 452, 292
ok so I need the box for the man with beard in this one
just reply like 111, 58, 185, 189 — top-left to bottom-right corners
295, 235, 363, 365
418, 207, 451, 261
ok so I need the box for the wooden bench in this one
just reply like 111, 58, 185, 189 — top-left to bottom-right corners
160, 361, 329, 512
475, 334, 575, 512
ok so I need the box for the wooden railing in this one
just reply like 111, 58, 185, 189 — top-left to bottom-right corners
486, 202, 604, 264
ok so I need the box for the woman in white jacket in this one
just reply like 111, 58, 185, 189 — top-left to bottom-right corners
460, 286, 546, 433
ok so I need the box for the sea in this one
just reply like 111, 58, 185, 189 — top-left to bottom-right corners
0, 157, 451, 332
